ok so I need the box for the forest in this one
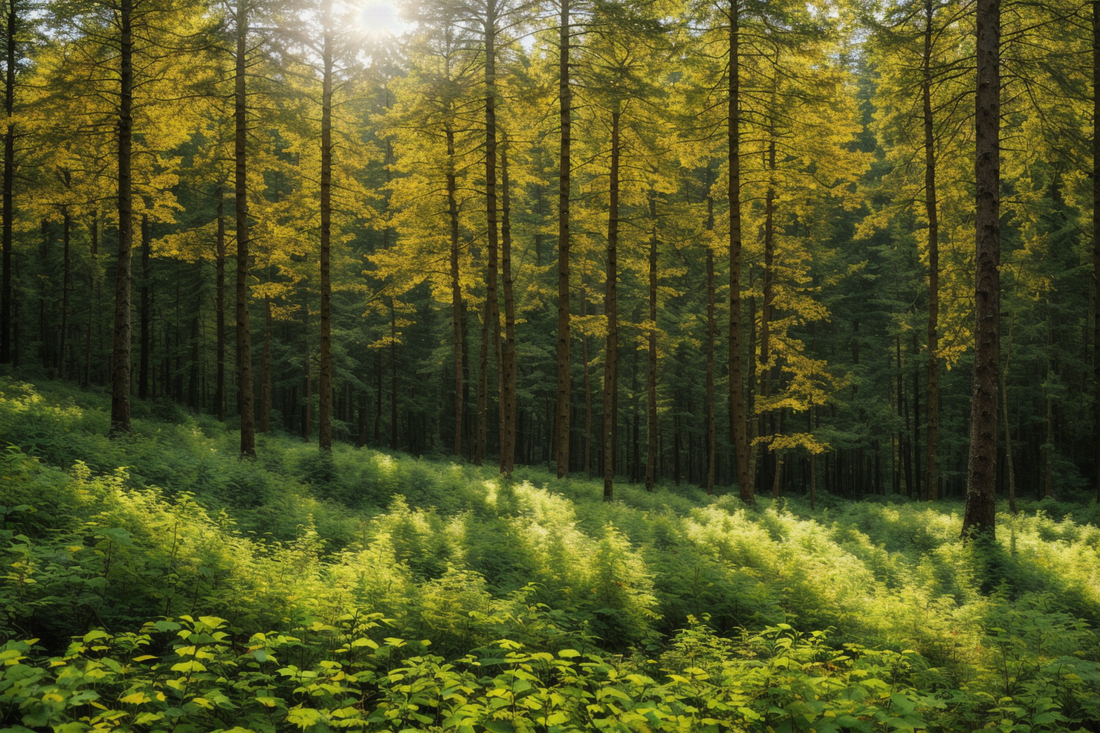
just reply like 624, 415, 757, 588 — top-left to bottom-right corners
2, 0, 1100, 729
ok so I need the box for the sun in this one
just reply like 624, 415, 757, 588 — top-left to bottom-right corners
353, 0, 407, 38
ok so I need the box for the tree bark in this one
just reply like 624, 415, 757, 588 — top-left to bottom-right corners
962, 0, 1000, 540
1002, 319, 1017, 513
728, 0, 753, 502
109, 0, 134, 437
555, 0, 572, 478
139, 216, 151, 400
235, 0, 256, 458
261, 296, 272, 432
500, 140, 517, 475
762, 135, 777, 498
318, 0, 334, 452
602, 110, 620, 502
923, 0, 941, 502
645, 191, 658, 492
1094, 0, 1100, 505
706, 193, 717, 495
85, 212, 98, 386
582, 276, 592, 477
0, 0, 15, 365
215, 190, 226, 422
446, 127, 464, 458
59, 210, 71, 379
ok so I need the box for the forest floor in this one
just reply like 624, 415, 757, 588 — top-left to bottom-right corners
2, 376, 1100, 732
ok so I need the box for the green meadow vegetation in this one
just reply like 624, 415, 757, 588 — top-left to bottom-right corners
3, 377, 1100, 732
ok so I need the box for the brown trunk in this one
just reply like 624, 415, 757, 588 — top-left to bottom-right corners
188, 264, 200, 410
912, 330, 922, 499
645, 191, 658, 492
302, 289, 311, 440
318, 0, 334, 452
235, 0, 256, 458
1094, 0, 1100, 505
923, 0, 941, 502
962, 0, 1000, 540
390, 298, 397, 450
602, 110, 621, 501
728, 0, 753, 502
446, 127, 464, 458
1002, 319, 1017, 513
261, 296, 272, 432
215, 191, 226, 422
500, 140, 517, 475
109, 0, 133, 437
139, 216, 151, 400
1044, 317, 1054, 499
0, 0, 15, 364
582, 277, 592, 477
84, 213, 98, 386
706, 195, 717, 495
476, 291, 488, 465
555, 0, 572, 478
357, 390, 368, 447
59, 210, 70, 379
762, 135, 777, 498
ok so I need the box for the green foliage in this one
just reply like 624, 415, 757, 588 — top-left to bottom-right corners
4, 379, 1100, 730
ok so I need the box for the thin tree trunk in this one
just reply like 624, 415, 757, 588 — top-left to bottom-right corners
303, 302, 312, 443
555, 0, 572, 478
390, 298, 397, 450
235, 0, 256, 458
215, 191, 226, 421
728, 0, 753, 502
706, 196, 717, 495
1044, 316, 1055, 498
109, 0, 134, 437
1002, 318, 1017, 513
261, 296, 272, 432
0, 0, 15, 365
582, 277, 592, 477
762, 135, 777, 498
139, 216, 151, 400
500, 140, 517, 475
645, 191, 658, 492
447, 127, 464, 458
59, 211, 70, 379
962, 0, 1001, 539
85, 213, 98, 386
602, 110, 620, 502
1093, 0, 1100, 505
318, 0, 334, 452
923, 0, 941, 502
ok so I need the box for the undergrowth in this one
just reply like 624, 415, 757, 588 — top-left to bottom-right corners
2, 378, 1100, 731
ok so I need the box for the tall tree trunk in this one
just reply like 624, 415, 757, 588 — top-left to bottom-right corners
235, 0, 256, 458
477, 290, 488, 465
1094, 0, 1100, 505
59, 210, 71, 379
215, 191, 226, 422
962, 0, 1001, 540
500, 140, 517, 475
85, 212, 98, 386
1002, 318, 1017, 513
0, 0, 15, 365
645, 191, 658, 492
762, 135, 777, 498
582, 276, 592, 477
303, 302, 312, 443
390, 297, 397, 450
447, 127, 464, 458
728, 0, 753, 502
555, 0, 572, 478
602, 110, 620, 502
706, 194, 717, 495
318, 0, 334, 452
481, 0, 502, 469
109, 0, 133, 437
1044, 316, 1055, 498
261, 296, 272, 432
139, 216, 151, 400
923, 0, 941, 502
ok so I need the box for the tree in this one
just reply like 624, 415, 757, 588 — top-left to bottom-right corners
962, 0, 1000, 539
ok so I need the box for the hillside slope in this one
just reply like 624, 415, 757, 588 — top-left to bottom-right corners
2, 378, 1100, 731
